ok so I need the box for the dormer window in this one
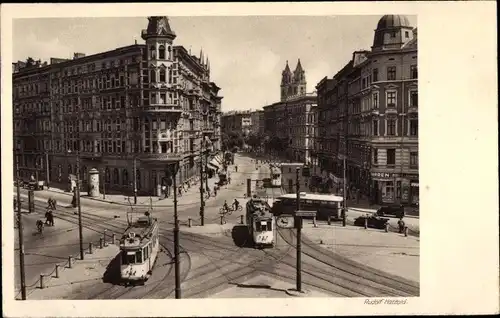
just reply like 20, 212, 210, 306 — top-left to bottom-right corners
405, 31, 409, 38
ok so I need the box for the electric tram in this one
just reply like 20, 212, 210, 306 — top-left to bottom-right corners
119, 212, 160, 284
246, 197, 275, 248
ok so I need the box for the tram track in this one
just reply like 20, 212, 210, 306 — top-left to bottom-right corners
277, 227, 419, 296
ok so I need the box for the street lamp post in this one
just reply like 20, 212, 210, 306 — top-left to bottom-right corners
69, 149, 85, 260
133, 157, 138, 204
15, 152, 27, 300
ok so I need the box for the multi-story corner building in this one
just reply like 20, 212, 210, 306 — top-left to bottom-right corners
263, 59, 317, 164
315, 14, 418, 205
220, 110, 252, 137
13, 16, 223, 196
249, 110, 264, 135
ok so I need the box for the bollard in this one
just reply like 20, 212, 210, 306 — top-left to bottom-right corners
404, 227, 408, 237
40, 274, 45, 289
103, 230, 108, 246
55, 264, 60, 278
385, 223, 389, 233
89, 242, 93, 254
364, 217, 368, 229
220, 216, 224, 225
100, 237, 104, 249
327, 215, 331, 225
313, 217, 317, 228
240, 215, 244, 224
188, 218, 192, 228
68, 256, 73, 268
111, 233, 116, 245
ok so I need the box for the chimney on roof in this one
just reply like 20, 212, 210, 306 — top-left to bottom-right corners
135, 39, 137, 45
73, 52, 86, 59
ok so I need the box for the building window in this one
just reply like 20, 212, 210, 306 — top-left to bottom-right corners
410, 152, 418, 168
405, 31, 409, 38
373, 149, 378, 164
410, 119, 418, 136
159, 68, 166, 82
373, 68, 378, 82
387, 149, 396, 165
386, 91, 396, 108
159, 45, 166, 59
387, 119, 396, 136
372, 92, 379, 108
387, 66, 396, 80
372, 119, 379, 136
410, 65, 418, 79
113, 168, 119, 184
150, 69, 156, 82
150, 45, 156, 59
396, 180, 402, 199
410, 90, 418, 107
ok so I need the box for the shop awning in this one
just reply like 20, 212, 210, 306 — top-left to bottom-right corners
207, 159, 220, 171
213, 154, 224, 166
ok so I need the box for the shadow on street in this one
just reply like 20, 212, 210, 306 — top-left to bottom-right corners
231, 225, 253, 248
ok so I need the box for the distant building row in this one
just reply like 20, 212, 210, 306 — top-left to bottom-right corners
221, 15, 419, 206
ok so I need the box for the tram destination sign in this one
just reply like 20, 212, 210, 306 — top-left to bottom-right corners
294, 210, 317, 217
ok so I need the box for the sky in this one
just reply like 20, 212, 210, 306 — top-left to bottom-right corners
13, 15, 416, 112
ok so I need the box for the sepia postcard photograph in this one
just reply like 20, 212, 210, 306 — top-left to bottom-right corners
1, 2, 498, 317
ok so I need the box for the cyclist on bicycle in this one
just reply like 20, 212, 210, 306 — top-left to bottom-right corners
223, 200, 230, 213
233, 198, 240, 211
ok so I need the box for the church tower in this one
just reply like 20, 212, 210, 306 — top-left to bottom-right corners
280, 60, 292, 101
280, 59, 307, 101
293, 59, 307, 96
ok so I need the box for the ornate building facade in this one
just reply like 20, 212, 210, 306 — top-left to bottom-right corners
13, 16, 222, 196
221, 110, 252, 137
316, 14, 418, 205
264, 59, 317, 164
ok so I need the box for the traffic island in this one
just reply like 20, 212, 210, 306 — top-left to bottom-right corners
25, 244, 119, 300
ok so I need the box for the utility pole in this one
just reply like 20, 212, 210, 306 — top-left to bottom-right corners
204, 150, 209, 192
75, 151, 85, 260
295, 167, 302, 292
15, 153, 27, 300
45, 151, 50, 189
342, 155, 347, 227
133, 157, 137, 204
172, 162, 181, 299
199, 147, 205, 226
101, 167, 106, 200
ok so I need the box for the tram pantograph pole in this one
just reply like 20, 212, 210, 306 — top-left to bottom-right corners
172, 162, 181, 299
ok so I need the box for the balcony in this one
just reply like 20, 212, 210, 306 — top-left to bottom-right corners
385, 107, 398, 114
138, 152, 185, 162
408, 106, 418, 114
143, 103, 183, 113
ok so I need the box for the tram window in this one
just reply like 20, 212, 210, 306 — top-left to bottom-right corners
148, 244, 152, 255
122, 250, 136, 265
136, 249, 143, 263
255, 222, 261, 232
267, 221, 272, 231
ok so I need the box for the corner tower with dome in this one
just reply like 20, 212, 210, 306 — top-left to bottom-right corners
315, 14, 419, 206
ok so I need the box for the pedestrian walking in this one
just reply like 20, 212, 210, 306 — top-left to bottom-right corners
397, 217, 406, 234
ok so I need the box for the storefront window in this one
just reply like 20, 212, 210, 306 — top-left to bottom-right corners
383, 181, 394, 201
